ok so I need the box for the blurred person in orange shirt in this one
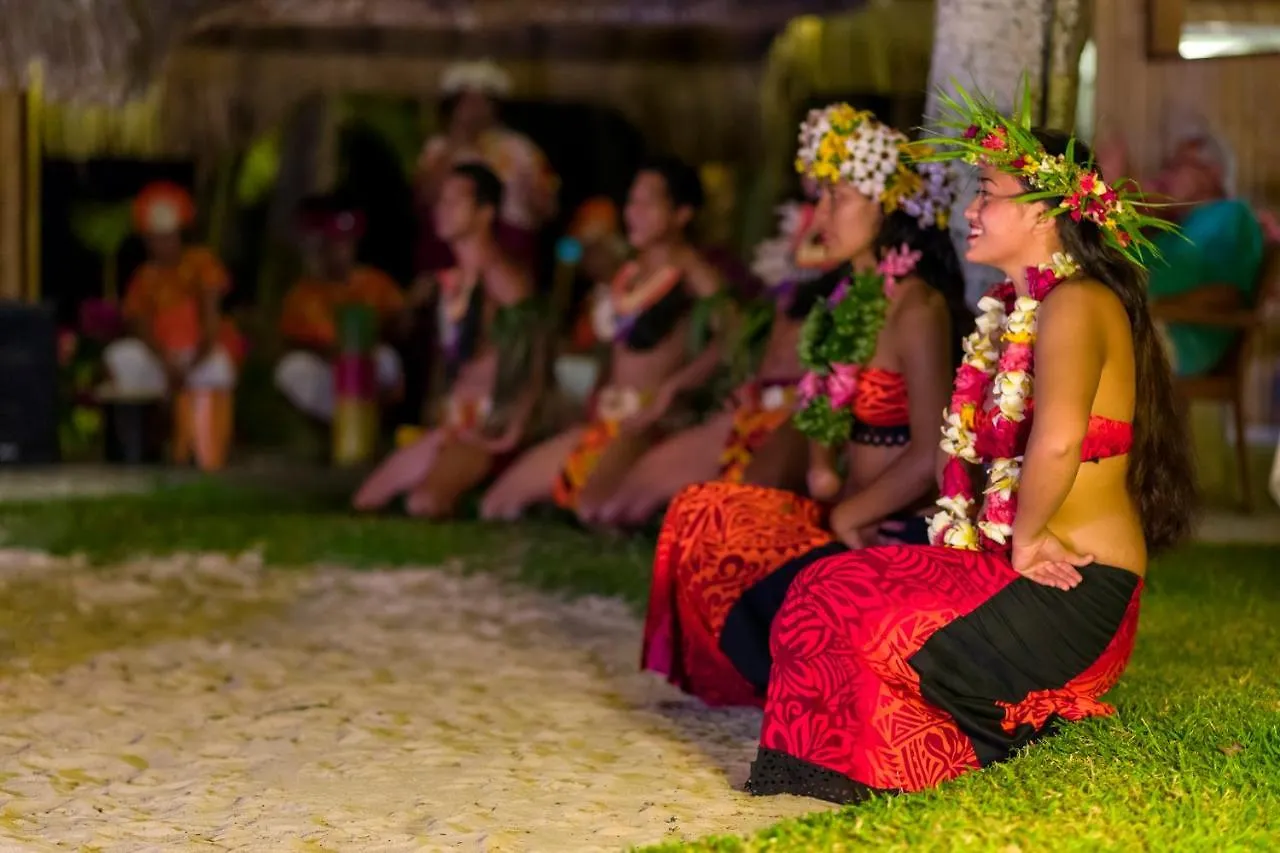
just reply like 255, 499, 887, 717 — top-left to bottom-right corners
102, 181, 243, 469
274, 197, 424, 421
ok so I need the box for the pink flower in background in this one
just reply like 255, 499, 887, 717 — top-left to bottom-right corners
798, 371, 824, 403
877, 243, 923, 298
826, 363, 861, 409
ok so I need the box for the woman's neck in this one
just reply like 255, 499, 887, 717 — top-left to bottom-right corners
850, 249, 877, 273
636, 238, 684, 272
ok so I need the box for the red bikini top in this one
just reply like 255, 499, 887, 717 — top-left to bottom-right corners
974, 407, 1133, 463
854, 368, 910, 427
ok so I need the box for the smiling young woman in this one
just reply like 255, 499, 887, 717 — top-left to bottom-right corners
742, 85, 1197, 804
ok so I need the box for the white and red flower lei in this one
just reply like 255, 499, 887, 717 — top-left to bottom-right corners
928, 252, 1079, 552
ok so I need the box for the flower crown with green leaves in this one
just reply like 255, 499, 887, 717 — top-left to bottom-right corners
913, 81, 1178, 265
796, 104, 955, 230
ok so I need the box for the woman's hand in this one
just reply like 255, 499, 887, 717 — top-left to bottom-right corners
807, 465, 842, 501
621, 384, 675, 436
1011, 528, 1093, 591
828, 500, 866, 550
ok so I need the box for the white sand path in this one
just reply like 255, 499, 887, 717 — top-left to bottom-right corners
0, 551, 828, 852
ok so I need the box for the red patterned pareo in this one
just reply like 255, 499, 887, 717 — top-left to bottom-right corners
759, 545, 1143, 793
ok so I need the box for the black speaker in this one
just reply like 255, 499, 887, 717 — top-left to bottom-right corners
0, 301, 60, 466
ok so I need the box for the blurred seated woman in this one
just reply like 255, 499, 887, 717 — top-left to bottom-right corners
479, 157, 725, 522
642, 105, 968, 706
744, 87, 1196, 804
585, 183, 841, 527
352, 164, 545, 517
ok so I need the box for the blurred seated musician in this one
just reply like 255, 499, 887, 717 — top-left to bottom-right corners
479, 156, 726, 521
102, 181, 243, 471
274, 198, 419, 421
352, 164, 545, 517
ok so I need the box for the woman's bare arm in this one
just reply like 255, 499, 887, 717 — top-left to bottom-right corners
1011, 282, 1106, 544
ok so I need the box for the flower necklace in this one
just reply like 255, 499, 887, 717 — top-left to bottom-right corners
928, 252, 1079, 552
591, 262, 682, 344
437, 268, 482, 358
793, 244, 921, 446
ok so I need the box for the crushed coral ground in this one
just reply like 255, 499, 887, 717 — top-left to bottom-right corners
0, 550, 822, 852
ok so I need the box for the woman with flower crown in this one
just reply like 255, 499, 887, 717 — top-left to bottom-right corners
743, 85, 1198, 804
640, 106, 970, 707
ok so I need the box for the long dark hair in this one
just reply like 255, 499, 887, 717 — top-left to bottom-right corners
1028, 130, 1197, 554
873, 209, 972, 368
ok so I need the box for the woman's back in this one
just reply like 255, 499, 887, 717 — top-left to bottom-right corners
1038, 279, 1146, 573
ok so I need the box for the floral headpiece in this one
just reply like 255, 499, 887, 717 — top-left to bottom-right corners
795, 104, 957, 230
440, 60, 512, 98
132, 182, 195, 235
916, 81, 1178, 264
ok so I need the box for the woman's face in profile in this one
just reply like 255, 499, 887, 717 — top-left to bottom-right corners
963, 167, 1042, 268
817, 182, 882, 263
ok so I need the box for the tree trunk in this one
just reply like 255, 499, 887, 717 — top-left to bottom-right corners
924, 0, 1090, 307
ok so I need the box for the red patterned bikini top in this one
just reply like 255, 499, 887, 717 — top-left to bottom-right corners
974, 406, 1133, 463
854, 368, 910, 427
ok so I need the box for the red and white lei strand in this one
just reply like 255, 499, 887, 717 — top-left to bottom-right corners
928, 252, 1079, 552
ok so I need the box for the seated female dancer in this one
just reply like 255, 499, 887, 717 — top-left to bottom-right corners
351, 163, 545, 517
479, 157, 725, 522
744, 87, 1197, 804
584, 186, 845, 527
642, 105, 967, 707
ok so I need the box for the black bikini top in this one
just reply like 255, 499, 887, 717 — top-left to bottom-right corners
595, 263, 693, 352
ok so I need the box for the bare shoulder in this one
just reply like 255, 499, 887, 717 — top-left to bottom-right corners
676, 247, 723, 298
1041, 277, 1124, 322
889, 274, 947, 325
487, 256, 534, 306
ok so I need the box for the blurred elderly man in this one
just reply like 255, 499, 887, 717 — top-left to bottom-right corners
414, 60, 559, 274
1101, 127, 1264, 377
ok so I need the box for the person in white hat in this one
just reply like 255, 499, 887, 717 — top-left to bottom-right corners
414, 60, 558, 273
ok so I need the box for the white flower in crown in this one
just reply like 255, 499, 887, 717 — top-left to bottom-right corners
978, 520, 1014, 545
943, 520, 981, 550
995, 371, 1031, 420
984, 457, 1022, 500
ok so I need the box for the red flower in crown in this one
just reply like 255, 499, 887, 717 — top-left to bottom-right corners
981, 133, 1008, 152
1078, 172, 1097, 194
964, 125, 980, 139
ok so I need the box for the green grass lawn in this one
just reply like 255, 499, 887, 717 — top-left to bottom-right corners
1, 479, 1277, 851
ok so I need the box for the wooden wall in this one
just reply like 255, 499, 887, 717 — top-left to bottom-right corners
0, 90, 23, 301
1093, 1, 1280, 431
1092, 1, 1280, 201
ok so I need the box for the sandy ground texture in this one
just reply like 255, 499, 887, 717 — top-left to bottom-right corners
0, 550, 828, 852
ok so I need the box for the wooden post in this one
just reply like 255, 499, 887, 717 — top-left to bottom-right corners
0, 89, 23, 301
25, 64, 42, 303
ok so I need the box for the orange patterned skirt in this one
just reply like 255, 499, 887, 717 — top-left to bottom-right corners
642, 481, 835, 706
552, 417, 621, 510
717, 380, 798, 483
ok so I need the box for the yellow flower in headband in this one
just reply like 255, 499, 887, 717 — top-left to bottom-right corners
915, 78, 1182, 265
796, 104, 955, 230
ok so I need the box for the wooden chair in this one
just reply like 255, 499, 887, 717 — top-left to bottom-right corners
1171, 244, 1280, 512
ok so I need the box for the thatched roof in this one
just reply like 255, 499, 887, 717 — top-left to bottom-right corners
1, 0, 849, 104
